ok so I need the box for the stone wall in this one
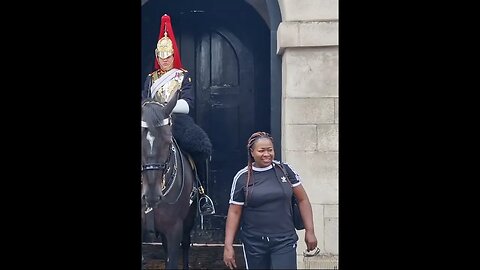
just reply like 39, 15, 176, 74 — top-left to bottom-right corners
277, 0, 339, 267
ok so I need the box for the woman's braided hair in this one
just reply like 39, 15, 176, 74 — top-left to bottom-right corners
244, 131, 274, 205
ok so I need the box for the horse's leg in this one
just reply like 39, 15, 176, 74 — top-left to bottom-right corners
181, 231, 191, 270
160, 233, 168, 258
181, 204, 197, 269
165, 222, 184, 269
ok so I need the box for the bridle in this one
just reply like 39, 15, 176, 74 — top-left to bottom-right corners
141, 100, 172, 173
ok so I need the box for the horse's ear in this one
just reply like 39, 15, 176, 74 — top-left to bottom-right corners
164, 90, 180, 116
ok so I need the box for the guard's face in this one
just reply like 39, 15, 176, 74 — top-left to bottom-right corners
250, 138, 274, 168
158, 54, 174, 72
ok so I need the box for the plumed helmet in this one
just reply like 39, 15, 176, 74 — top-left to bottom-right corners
154, 14, 183, 70
156, 32, 174, 59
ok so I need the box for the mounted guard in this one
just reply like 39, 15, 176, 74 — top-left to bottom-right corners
142, 14, 215, 216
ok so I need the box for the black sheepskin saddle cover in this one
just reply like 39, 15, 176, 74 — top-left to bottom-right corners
171, 114, 212, 158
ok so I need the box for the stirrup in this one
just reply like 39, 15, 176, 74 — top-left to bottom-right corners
199, 194, 215, 215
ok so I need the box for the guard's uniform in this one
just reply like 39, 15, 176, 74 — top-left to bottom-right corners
229, 160, 302, 269
142, 68, 193, 114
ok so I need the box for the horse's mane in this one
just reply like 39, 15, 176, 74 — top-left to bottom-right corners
142, 98, 167, 137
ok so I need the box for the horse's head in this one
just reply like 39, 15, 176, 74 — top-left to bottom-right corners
141, 91, 180, 208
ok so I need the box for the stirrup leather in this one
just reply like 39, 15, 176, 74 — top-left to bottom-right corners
189, 186, 198, 206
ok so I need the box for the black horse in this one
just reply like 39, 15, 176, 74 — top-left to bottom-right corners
141, 91, 197, 269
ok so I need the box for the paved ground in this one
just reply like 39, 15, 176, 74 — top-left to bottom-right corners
142, 244, 246, 270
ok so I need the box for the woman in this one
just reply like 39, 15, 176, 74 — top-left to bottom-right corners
223, 131, 318, 269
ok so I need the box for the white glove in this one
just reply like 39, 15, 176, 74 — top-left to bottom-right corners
172, 99, 189, 114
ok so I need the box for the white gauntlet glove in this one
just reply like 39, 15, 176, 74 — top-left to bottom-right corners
172, 99, 189, 114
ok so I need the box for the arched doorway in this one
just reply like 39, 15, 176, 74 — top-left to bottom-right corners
141, 0, 281, 243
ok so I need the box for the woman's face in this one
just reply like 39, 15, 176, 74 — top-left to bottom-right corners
158, 54, 174, 72
250, 138, 275, 168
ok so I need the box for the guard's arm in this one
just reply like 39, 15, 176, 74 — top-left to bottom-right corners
179, 72, 194, 110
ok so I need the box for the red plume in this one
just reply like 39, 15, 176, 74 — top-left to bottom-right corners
154, 14, 183, 70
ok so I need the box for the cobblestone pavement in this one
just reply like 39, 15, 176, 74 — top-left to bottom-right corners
142, 244, 246, 270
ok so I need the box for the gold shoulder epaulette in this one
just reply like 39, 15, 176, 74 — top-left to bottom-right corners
150, 70, 162, 81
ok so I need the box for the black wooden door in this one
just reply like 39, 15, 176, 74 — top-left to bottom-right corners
178, 12, 269, 242
195, 28, 255, 221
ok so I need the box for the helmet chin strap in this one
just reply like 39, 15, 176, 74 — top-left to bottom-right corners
158, 57, 174, 72
160, 65, 173, 72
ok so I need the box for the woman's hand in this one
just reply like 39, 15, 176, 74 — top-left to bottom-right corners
304, 229, 318, 252
223, 245, 237, 269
